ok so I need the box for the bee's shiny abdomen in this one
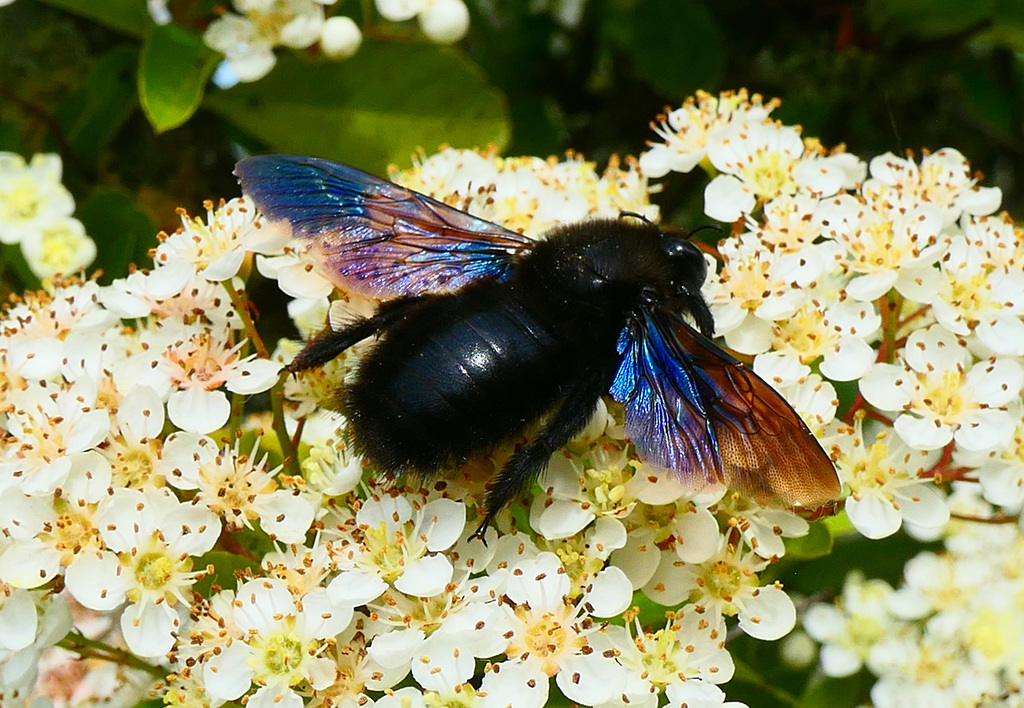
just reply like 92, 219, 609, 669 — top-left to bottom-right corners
346, 285, 572, 473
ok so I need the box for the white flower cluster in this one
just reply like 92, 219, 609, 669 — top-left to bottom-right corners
204, 0, 470, 87
642, 89, 1024, 706
642, 88, 1024, 542
0, 153, 96, 281
205, 0, 360, 87
805, 485, 1024, 708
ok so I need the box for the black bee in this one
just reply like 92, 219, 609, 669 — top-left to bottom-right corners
235, 155, 840, 537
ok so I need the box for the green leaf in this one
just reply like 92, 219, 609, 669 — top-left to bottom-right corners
979, 0, 1024, 51
205, 41, 511, 173
138, 24, 219, 133
192, 550, 258, 596
0, 243, 43, 293
800, 673, 870, 708
823, 509, 856, 538
865, 0, 995, 38
52, 45, 138, 164
629, 0, 725, 97
75, 188, 158, 284
35, 0, 150, 37
783, 520, 834, 560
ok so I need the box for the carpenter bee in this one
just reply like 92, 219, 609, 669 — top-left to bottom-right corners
235, 155, 840, 537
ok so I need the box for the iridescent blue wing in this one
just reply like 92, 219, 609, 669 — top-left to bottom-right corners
611, 306, 839, 507
235, 154, 534, 299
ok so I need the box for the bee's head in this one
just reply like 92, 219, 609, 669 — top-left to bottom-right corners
660, 231, 715, 338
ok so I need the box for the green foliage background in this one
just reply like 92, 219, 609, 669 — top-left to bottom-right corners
1, 1, 1022, 705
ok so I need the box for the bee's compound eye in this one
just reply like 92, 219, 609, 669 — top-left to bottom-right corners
661, 236, 700, 260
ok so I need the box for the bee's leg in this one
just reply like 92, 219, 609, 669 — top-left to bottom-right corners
287, 296, 421, 372
471, 371, 606, 541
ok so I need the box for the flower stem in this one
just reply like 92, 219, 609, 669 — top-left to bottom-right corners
57, 631, 165, 678
271, 372, 301, 478
225, 281, 269, 359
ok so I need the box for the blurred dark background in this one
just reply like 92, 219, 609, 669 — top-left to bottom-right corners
2, 0, 1022, 243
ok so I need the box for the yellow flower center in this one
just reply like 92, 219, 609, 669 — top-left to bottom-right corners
136, 552, 175, 591
508, 605, 581, 677
916, 369, 966, 421
255, 632, 308, 685
0, 177, 42, 221
774, 306, 832, 361
702, 560, 742, 601
742, 150, 796, 200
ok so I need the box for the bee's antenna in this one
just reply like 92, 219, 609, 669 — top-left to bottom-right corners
685, 224, 723, 241
618, 210, 653, 224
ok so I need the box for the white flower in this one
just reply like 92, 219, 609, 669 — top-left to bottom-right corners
20, 216, 96, 279
375, 0, 422, 22
593, 612, 735, 708
294, 410, 364, 497
487, 552, 629, 708
529, 440, 636, 540
867, 630, 998, 708
859, 325, 1023, 452
535, 516, 632, 613
327, 493, 466, 605
155, 197, 275, 283
305, 613, 404, 706
639, 90, 778, 178
203, 578, 352, 708
804, 571, 897, 677
391, 148, 656, 239
257, 250, 337, 299
0, 280, 118, 382
703, 121, 854, 223
0, 153, 75, 245
715, 494, 809, 560
204, 0, 329, 84
147, 0, 171, 23
959, 405, 1024, 508
120, 326, 281, 434
833, 417, 948, 539
0, 589, 73, 698
818, 191, 947, 302
929, 233, 1024, 356
0, 377, 110, 496
753, 297, 880, 383
64, 487, 221, 658
863, 148, 1001, 228
704, 236, 825, 355
102, 385, 168, 489
165, 434, 316, 543
320, 15, 362, 57
960, 212, 1024, 270
418, 0, 469, 43
0, 452, 110, 588
644, 538, 796, 641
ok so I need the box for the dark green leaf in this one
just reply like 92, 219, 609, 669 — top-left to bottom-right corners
865, 0, 995, 38
784, 521, 834, 560
128, 700, 163, 708
75, 188, 157, 283
800, 673, 871, 708
1, 243, 43, 293
205, 41, 510, 173
192, 550, 258, 596
138, 24, 219, 133
53, 45, 138, 164
35, 0, 150, 37
980, 0, 1024, 51
629, 0, 724, 97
